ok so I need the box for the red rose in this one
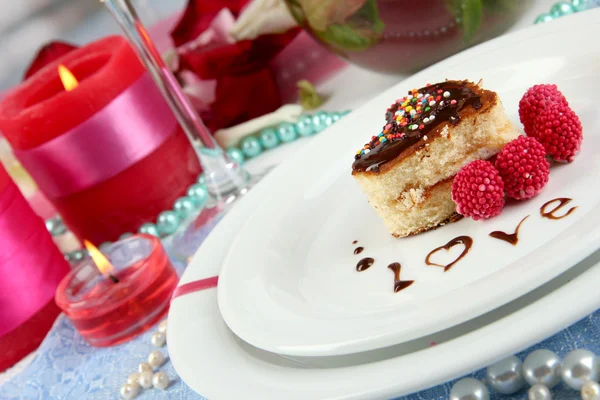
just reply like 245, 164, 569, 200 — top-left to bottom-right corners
171, 0, 299, 132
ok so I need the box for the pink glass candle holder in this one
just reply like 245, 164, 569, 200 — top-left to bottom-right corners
55, 234, 178, 347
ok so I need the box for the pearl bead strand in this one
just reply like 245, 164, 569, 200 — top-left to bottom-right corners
450, 348, 600, 400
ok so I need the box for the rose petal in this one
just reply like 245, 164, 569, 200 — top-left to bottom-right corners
23, 41, 78, 80
208, 67, 281, 131
178, 28, 299, 78
170, 0, 250, 47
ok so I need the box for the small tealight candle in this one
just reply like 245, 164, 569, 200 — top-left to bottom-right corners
55, 234, 178, 347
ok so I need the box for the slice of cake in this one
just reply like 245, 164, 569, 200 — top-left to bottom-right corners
352, 80, 519, 237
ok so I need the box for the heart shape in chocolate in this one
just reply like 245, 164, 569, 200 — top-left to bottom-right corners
425, 236, 473, 272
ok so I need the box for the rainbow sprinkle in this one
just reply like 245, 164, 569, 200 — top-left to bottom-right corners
354, 81, 472, 159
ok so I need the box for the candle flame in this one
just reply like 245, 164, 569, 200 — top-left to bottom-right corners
58, 65, 78, 92
84, 240, 115, 276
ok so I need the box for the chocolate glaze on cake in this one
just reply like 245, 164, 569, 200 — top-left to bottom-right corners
352, 81, 484, 173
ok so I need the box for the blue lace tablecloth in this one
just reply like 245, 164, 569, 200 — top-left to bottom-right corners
3, 4, 600, 398
2, 218, 599, 400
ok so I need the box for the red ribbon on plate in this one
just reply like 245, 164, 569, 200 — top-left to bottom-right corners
171, 276, 219, 301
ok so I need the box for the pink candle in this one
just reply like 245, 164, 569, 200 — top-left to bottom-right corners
0, 163, 69, 371
0, 36, 201, 244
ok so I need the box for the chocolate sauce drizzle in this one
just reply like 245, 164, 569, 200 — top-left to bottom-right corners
356, 257, 374, 272
387, 262, 414, 293
489, 215, 529, 245
354, 247, 364, 255
540, 198, 577, 220
352, 240, 358, 245
426, 236, 473, 272
352, 81, 482, 173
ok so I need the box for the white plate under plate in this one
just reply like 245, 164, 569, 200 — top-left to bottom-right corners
167, 17, 600, 390
217, 12, 600, 357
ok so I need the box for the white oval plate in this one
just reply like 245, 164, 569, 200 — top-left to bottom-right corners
217, 12, 600, 357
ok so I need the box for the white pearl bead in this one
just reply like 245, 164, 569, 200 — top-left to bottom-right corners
120, 383, 138, 399
582, 381, 600, 400
449, 378, 489, 400
528, 384, 552, 400
138, 370, 154, 389
148, 350, 166, 368
151, 331, 166, 347
127, 373, 140, 386
486, 356, 526, 395
523, 349, 561, 388
138, 362, 152, 373
158, 319, 168, 334
152, 371, 170, 390
561, 349, 600, 390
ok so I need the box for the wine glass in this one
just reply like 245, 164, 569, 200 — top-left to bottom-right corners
101, 0, 257, 260
101, 0, 252, 206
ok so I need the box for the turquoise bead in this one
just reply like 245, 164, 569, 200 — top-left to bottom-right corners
535, 13, 554, 23
227, 147, 245, 165
312, 111, 333, 133
296, 115, 315, 137
187, 183, 208, 207
259, 127, 280, 149
550, 2, 574, 16
99, 242, 112, 252
138, 223, 160, 237
173, 196, 197, 219
570, 0, 587, 11
197, 174, 206, 186
198, 146, 223, 157
240, 136, 262, 158
277, 122, 298, 143
331, 112, 341, 122
45, 217, 66, 236
156, 211, 181, 236
71, 250, 86, 262
119, 232, 133, 240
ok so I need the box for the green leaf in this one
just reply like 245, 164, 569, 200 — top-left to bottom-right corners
298, 0, 368, 31
353, 0, 385, 34
313, 0, 385, 52
297, 80, 325, 110
443, 0, 462, 18
461, 0, 483, 42
285, 0, 307, 24
316, 24, 376, 52
482, 0, 521, 14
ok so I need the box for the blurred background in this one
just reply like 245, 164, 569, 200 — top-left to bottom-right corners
0, 0, 186, 90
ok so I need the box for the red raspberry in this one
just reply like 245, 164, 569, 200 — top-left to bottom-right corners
533, 103, 583, 163
519, 84, 568, 136
495, 136, 550, 200
451, 160, 505, 220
